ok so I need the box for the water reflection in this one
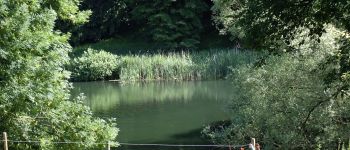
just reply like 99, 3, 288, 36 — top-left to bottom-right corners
72, 80, 234, 149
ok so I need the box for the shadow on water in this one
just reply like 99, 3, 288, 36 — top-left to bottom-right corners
117, 120, 242, 150
117, 128, 221, 150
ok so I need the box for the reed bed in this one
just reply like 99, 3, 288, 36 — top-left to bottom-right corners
70, 49, 260, 81
118, 53, 198, 81
193, 49, 260, 79
116, 49, 260, 81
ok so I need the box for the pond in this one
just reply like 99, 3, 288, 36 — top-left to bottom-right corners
71, 80, 234, 150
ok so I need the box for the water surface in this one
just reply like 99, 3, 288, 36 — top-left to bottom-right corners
72, 80, 234, 149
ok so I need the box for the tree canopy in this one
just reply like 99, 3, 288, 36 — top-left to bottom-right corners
63, 0, 215, 49
125, 0, 209, 49
0, 0, 117, 149
204, 0, 350, 149
212, 0, 350, 49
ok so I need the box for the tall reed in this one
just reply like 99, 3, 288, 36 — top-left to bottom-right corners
118, 53, 198, 81
193, 49, 260, 79
116, 49, 260, 81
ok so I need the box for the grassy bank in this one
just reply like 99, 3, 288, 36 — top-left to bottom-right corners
69, 49, 260, 82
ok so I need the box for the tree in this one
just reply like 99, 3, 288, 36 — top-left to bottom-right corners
66, 0, 128, 45
212, 0, 350, 101
203, 26, 350, 149
211, 0, 350, 103
207, 0, 350, 149
125, 0, 209, 49
212, 0, 350, 49
0, 1, 118, 149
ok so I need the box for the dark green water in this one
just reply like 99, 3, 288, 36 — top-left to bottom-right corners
72, 80, 234, 150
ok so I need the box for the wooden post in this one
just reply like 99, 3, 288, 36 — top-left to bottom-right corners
251, 138, 256, 147
107, 141, 110, 150
248, 138, 256, 150
3, 132, 8, 150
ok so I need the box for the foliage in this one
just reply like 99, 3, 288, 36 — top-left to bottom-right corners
203, 26, 350, 149
212, 0, 350, 49
123, 0, 209, 49
211, 0, 350, 92
64, 0, 215, 49
69, 0, 128, 45
209, 0, 350, 148
70, 49, 118, 81
0, 1, 118, 149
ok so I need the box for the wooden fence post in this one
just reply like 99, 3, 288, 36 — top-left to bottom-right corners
107, 141, 110, 150
3, 132, 8, 150
251, 138, 255, 147
248, 138, 256, 150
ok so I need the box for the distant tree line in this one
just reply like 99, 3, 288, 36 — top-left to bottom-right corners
59, 0, 216, 49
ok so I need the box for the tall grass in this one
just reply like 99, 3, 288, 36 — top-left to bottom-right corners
118, 52, 198, 81
193, 49, 260, 79
70, 49, 261, 81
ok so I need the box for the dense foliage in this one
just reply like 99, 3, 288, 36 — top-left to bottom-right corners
206, 0, 350, 148
0, 1, 118, 149
212, 0, 350, 49
68, 0, 128, 44
203, 26, 350, 149
64, 0, 215, 49
70, 49, 118, 81
2, 0, 349, 149
126, 0, 209, 49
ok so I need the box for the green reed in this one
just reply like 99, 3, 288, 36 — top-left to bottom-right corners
115, 49, 260, 81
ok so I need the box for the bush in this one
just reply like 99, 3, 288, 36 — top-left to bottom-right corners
70, 49, 118, 81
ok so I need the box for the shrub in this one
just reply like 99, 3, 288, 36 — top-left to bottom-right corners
71, 49, 118, 81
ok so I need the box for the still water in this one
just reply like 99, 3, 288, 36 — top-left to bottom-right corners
71, 80, 234, 149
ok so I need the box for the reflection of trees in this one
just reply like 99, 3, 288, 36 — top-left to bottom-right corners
71, 81, 233, 112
